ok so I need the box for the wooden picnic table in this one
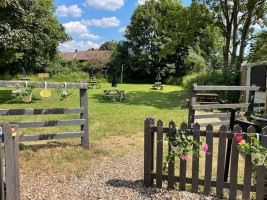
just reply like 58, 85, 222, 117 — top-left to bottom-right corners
101, 89, 125, 102
152, 82, 164, 90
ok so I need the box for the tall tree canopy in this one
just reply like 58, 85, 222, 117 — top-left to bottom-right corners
247, 31, 267, 62
0, 0, 70, 74
198, 0, 267, 68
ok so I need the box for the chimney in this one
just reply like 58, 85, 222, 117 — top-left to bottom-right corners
74, 49, 78, 53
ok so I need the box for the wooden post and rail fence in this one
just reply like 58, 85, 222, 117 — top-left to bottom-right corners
144, 117, 267, 200
0, 80, 89, 149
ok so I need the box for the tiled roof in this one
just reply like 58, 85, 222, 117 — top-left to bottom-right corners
59, 50, 112, 62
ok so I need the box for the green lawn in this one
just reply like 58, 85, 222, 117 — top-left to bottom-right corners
0, 83, 188, 175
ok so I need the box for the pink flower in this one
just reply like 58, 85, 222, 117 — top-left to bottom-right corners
181, 154, 188, 160
62, 91, 68, 95
12, 89, 22, 94
202, 143, 208, 152
236, 135, 243, 143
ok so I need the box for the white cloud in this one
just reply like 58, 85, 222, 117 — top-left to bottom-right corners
59, 41, 100, 52
82, 17, 120, 28
63, 21, 100, 40
80, 33, 100, 40
85, 0, 124, 11
56, 5, 83, 18
63, 21, 88, 34
136, 0, 158, 5
118, 27, 126, 33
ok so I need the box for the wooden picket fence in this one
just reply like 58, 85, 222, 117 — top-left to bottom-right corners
0, 123, 20, 200
144, 117, 267, 200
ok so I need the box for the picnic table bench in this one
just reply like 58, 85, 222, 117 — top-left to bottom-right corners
152, 82, 164, 90
101, 89, 125, 102
88, 80, 101, 89
196, 93, 219, 104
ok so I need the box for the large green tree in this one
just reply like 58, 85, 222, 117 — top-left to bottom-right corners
0, 0, 70, 74
247, 31, 267, 62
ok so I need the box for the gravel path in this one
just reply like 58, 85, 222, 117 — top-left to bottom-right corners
21, 153, 214, 200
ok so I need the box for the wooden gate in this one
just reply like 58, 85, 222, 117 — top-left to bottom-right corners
144, 117, 267, 199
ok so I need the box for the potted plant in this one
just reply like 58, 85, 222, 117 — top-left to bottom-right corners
236, 134, 267, 166
12, 84, 35, 102
55, 88, 74, 101
164, 126, 208, 166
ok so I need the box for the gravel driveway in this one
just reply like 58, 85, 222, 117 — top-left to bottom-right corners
21, 153, 213, 200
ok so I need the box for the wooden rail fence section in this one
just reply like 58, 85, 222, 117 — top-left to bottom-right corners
0, 81, 89, 149
0, 123, 20, 200
144, 117, 267, 200
188, 83, 263, 128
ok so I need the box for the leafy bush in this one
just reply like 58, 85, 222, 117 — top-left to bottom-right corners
183, 49, 207, 75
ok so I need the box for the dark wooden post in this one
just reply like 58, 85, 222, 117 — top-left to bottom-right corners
0, 128, 3, 200
80, 87, 89, 149
150, 117, 155, 175
204, 124, 213, 196
179, 123, 188, 190
256, 127, 267, 200
168, 121, 175, 189
144, 118, 152, 187
248, 84, 256, 112
156, 120, 163, 188
224, 108, 236, 182
191, 123, 200, 193
3, 123, 20, 200
188, 84, 197, 129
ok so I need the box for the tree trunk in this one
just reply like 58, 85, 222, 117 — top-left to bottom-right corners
231, 0, 238, 66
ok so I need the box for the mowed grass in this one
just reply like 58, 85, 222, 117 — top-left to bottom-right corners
0, 83, 188, 176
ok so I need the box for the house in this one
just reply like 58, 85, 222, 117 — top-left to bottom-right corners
243, 61, 267, 106
59, 49, 112, 68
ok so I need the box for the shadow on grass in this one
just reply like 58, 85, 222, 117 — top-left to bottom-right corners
19, 141, 80, 152
92, 90, 188, 110
0, 90, 40, 105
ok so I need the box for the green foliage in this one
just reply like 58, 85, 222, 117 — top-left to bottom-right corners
55, 88, 75, 100
247, 31, 267, 63
0, 0, 70, 74
99, 40, 117, 51
183, 49, 207, 75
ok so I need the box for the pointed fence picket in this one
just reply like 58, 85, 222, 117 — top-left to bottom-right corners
144, 117, 267, 199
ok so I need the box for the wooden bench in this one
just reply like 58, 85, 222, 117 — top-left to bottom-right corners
152, 82, 164, 90
101, 89, 125, 102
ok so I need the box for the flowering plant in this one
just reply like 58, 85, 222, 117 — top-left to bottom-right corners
12, 84, 35, 101
55, 88, 74, 100
164, 126, 208, 167
236, 133, 267, 166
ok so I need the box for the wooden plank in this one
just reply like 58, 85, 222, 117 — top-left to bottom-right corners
193, 103, 250, 110
256, 127, 267, 200
151, 173, 257, 192
156, 120, 163, 188
0, 108, 84, 116
144, 118, 152, 187
3, 123, 15, 200
19, 131, 85, 142
38, 73, 50, 78
0, 133, 3, 200
168, 121, 175, 189
80, 88, 89, 149
0, 119, 85, 128
194, 113, 231, 119
179, 123, 187, 190
193, 85, 260, 91
204, 124, 213, 196
242, 126, 255, 200
229, 125, 241, 199
193, 121, 229, 127
149, 117, 155, 181
188, 84, 196, 128
0, 81, 88, 89
191, 123, 200, 193
12, 125, 20, 200
216, 125, 227, 199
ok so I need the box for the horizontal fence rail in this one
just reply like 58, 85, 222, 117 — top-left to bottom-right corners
144, 117, 267, 200
0, 81, 89, 149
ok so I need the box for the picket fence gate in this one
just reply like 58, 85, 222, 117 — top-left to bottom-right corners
144, 117, 267, 200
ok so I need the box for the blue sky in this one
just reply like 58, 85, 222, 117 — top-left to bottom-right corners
54, 0, 192, 52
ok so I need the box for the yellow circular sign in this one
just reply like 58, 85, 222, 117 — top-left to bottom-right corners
40, 90, 51, 97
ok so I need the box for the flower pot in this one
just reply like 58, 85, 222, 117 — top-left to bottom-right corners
171, 144, 183, 155
23, 93, 32, 102
251, 152, 266, 166
62, 96, 70, 102
42, 97, 50, 102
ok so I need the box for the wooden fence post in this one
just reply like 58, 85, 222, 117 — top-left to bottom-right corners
204, 124, 213, 196
3, 123, 20, 200
144, 118, 152, 187
168, 121, 175, 189
256, 127, 267, 200
179, 123, 188, 190
191, 123, 200, 193
188, 84, 197, 128
216, 125, 227, 199
247, 85, 255, 112
80, 88, 89, 149
156, 120, 163, 188
0, 127, 3, 200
